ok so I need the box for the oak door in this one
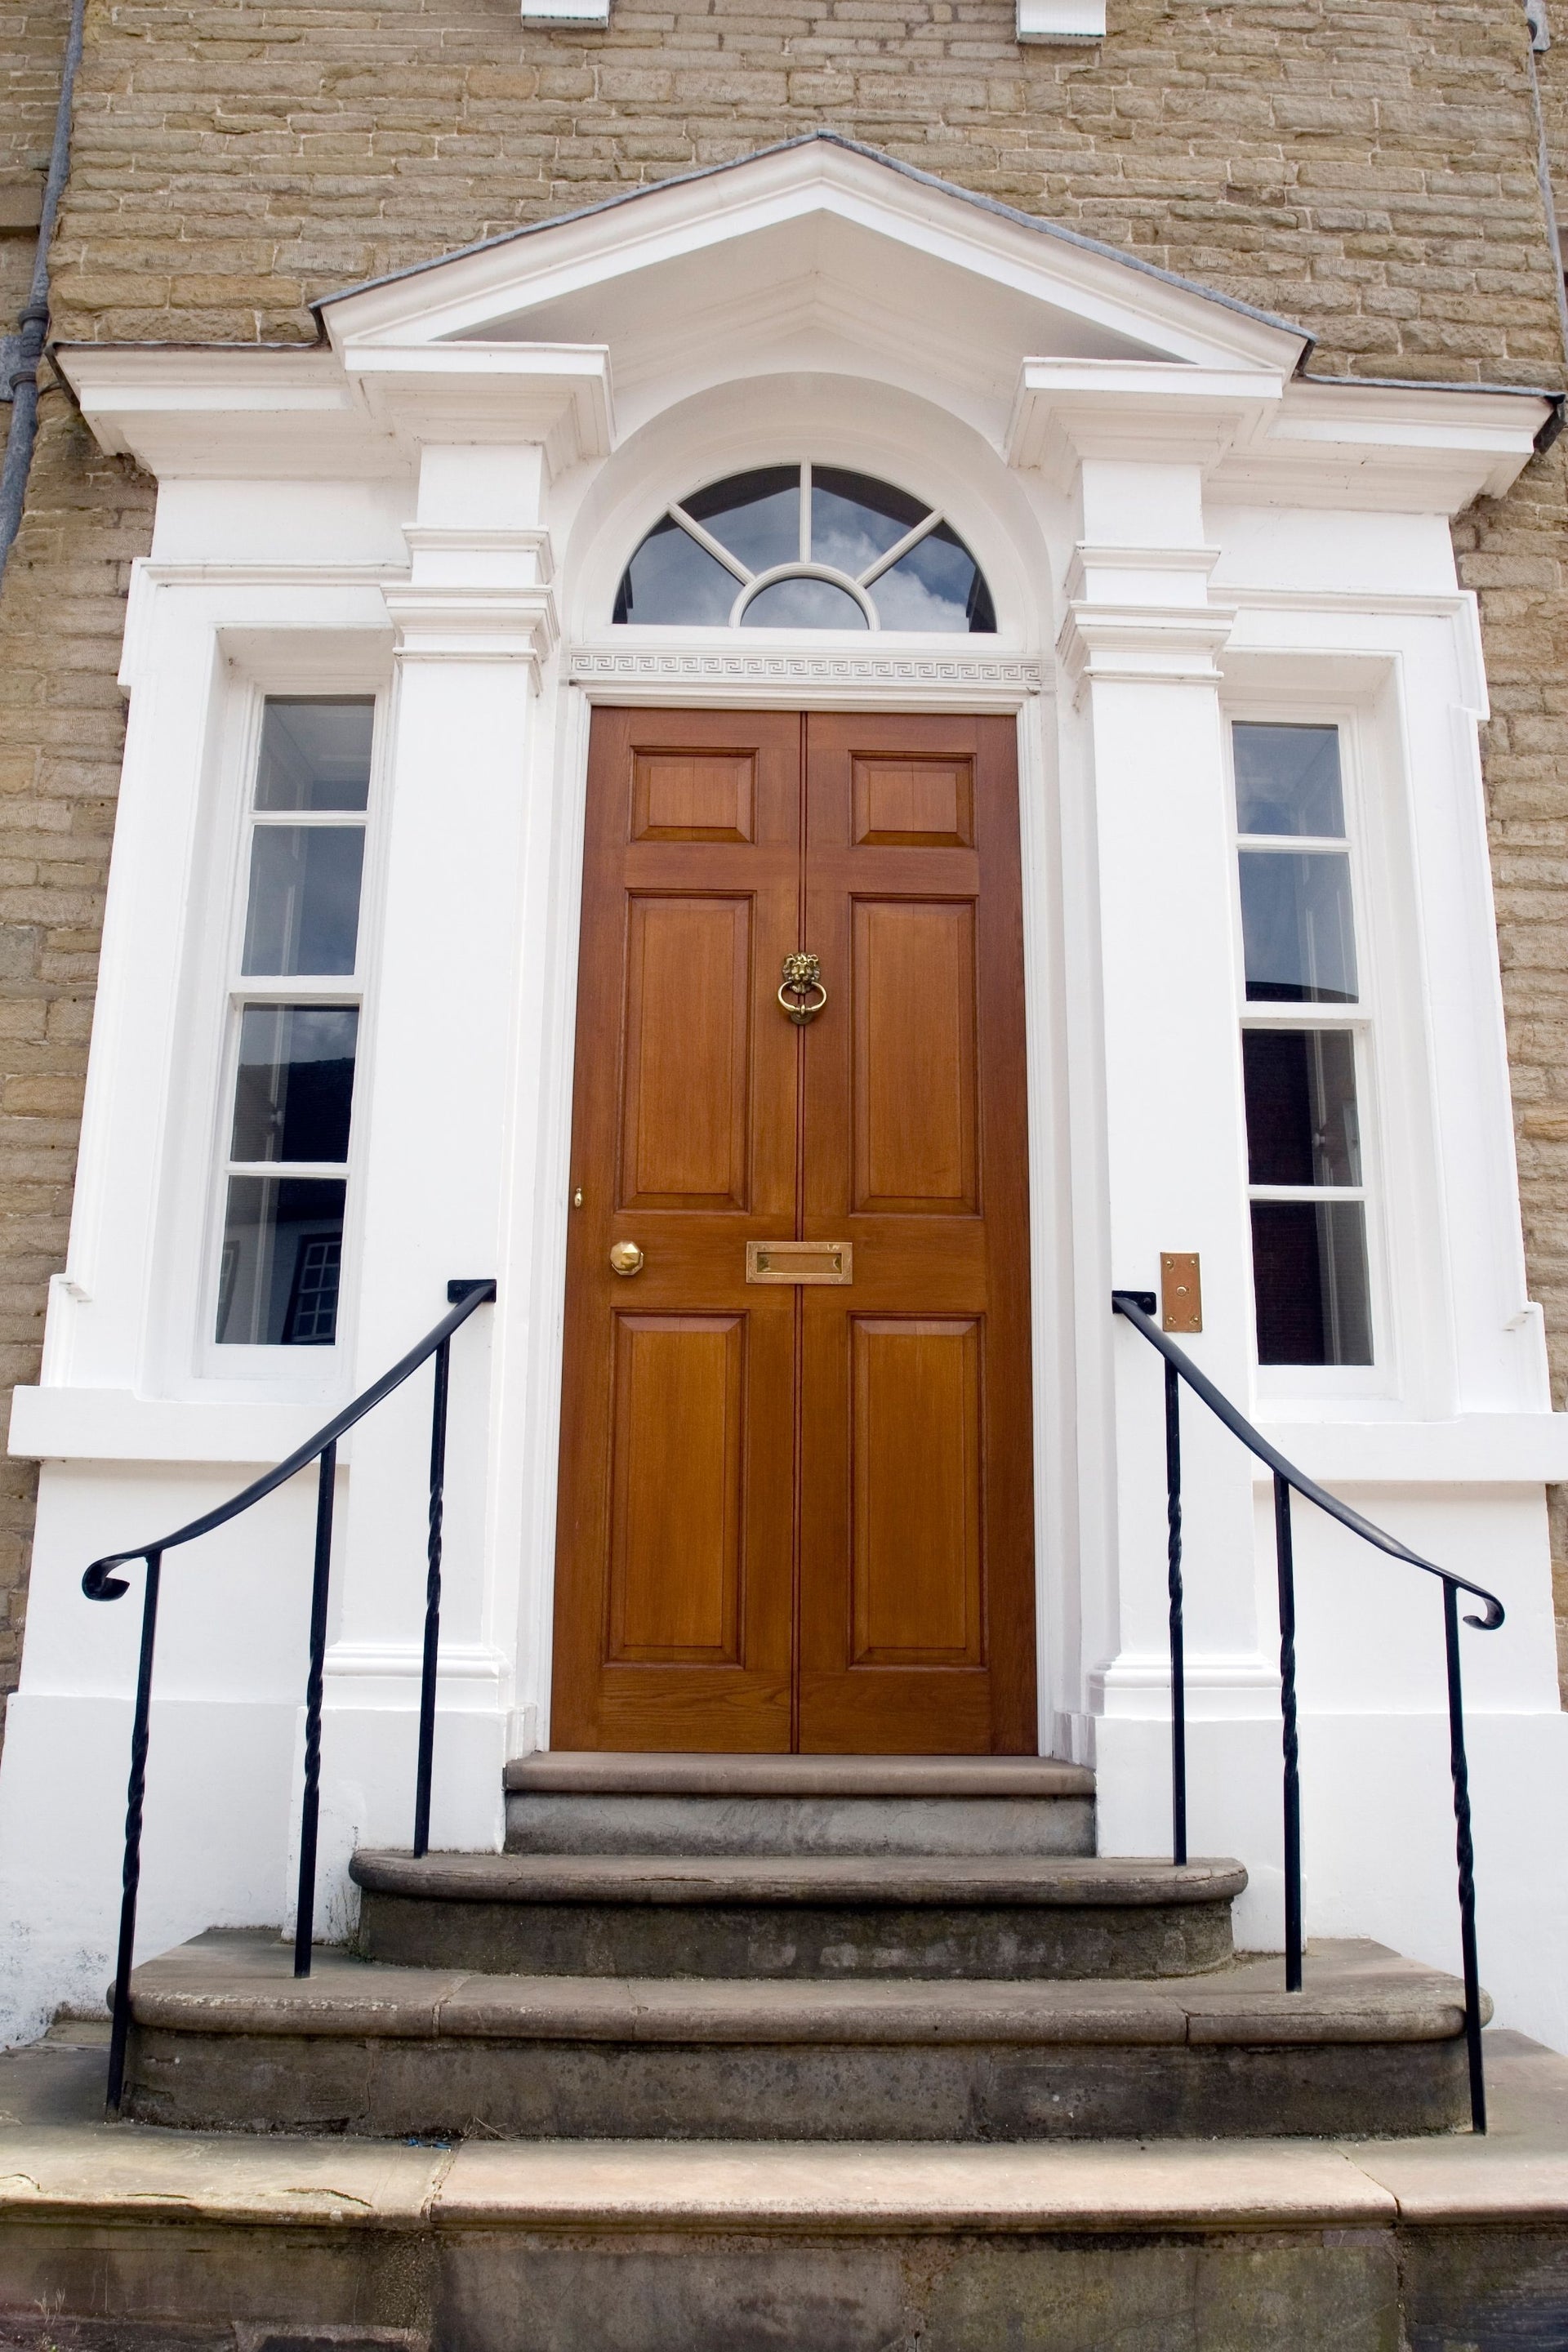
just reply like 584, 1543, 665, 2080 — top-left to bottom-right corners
551, 707, 1035, 1753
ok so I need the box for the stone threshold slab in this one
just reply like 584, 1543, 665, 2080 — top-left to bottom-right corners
351, 1851, 1245, 1909
126, 1932, 1475, 2050
5, 2034, 1565, 2235
503, 1754, 1096, 1799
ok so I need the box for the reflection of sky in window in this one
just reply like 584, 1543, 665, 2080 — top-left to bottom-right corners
615, 515, 736, 624
1240, 851, 1358, 1003
1234, 724, 1344, 838
684, 469, 800, 573
876, 524, 993, 632
811, 469, 929, 576
613, 470, 996, 632
256, 699, 373, 811
742, 577, 868, 629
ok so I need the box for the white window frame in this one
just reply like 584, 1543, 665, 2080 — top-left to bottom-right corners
1225, 703, 1394, 1404
189, 672, 388, 1384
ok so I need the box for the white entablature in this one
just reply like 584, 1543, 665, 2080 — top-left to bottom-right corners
59, 136, 1552, 515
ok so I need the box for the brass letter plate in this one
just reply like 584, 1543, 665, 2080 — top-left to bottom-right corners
746, 1241, 853, 1285
1160, 1251, 1202, 1334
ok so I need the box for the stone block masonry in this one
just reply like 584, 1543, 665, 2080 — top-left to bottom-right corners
3, 0, 1568, 1729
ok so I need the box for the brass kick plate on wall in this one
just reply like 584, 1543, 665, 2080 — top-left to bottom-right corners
746, 1241, 853, 1285
1161, 1252, 1202, 1334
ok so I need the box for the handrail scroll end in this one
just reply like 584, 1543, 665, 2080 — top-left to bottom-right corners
83, 1554, 134, 1602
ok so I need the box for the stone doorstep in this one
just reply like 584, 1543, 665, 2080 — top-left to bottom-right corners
350, 1851, 1244, 1909
126, 1932, 1474, 2049
502, 1753, 1097, 1798
2, 2032, 1568, 2234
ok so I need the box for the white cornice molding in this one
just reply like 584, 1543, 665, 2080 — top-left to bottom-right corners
1008, 359, 1288, 483
568, 644, 1046, 709
1056, 602, 1237, 697
341, 340, 613, 474
385, 582, 559, 680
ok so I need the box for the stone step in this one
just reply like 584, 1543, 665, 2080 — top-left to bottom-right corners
121, 1932, 1479, 2145
6, 2018, 1559, 2351
351, 1851, 1242, 1980
503, 1752, 1096, 1859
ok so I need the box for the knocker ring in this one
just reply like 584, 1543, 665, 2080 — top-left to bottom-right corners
778, 951, 828, 1026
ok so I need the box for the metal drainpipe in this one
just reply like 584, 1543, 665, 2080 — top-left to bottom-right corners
0, 0, 87, 588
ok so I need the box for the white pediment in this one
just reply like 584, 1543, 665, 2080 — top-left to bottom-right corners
318, 132, 1311, 426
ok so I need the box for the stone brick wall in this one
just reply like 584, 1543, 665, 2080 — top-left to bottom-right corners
4, 0, 1568, 1722
0, 0, 71, 454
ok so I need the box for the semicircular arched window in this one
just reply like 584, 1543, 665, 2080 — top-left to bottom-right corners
612, 465, 996, 634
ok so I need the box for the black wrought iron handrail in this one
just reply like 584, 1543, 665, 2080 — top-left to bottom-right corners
82, 1276, 496, 2116
1111, 1288, 1503, 2133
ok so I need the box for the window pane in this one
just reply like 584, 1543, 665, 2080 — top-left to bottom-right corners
740, 576, 869, 630
230, 1004, 358, 1165
682, 466, 800, 573
216, 1176, 345, 1346
613, 513, 737, 625
255, 697, 373, 812
873, 522, 996, 633
1240, 849, 1357, 1002
1243, 1029, 1361, 1187
242, 825, 364, 976
1251, 1199, 1371, 1365
1234, 723, 1344, 838
811, 468, 929, 576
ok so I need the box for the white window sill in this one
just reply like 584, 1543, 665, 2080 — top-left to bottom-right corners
8, 1385, 350, 1466
1018, 0, 1106, 38
522, 0, 608, 19
1247, 1414, 1568, 1486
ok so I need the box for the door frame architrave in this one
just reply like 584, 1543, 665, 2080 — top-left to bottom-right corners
507, 652, 1072, 1761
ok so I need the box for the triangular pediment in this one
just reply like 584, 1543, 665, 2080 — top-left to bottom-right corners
316, 133, 1312, 420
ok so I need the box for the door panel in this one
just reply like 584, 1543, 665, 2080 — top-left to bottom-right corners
798, 712, 1035, 1753
850, 1316, 983, 1665
551, 710, 799, 1753
852, 898, 979, 1213
554, 706, 1036, 1754
608, 1312, 746, 1664
620, 895, 753, 1209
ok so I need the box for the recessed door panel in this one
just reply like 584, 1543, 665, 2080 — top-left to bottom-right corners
633, 750, 755, 843
621, 895, 751, 1209
853, 755, 974, 847
608, 1312, 746, 1663
851, 1316, 983, 1665
853, 898, 979, 1214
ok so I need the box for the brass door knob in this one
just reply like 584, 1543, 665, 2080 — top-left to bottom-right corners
608, 1241, 644, 1277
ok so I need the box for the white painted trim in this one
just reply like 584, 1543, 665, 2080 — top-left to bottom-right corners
1018, 0, 1106, 36
522, 0, 608, 17
568, 644, 1045, 706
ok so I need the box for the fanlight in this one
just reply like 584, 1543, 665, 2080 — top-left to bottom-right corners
612, 465, 996, 634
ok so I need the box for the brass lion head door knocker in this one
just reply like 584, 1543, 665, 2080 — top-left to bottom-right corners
778, 951, 828, 1026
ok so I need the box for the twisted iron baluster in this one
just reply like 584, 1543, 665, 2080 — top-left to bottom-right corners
1165, 1359, 1187, 1867
293, 1442, 336, 1977
105, 1551, 161, 2117
1443, 1577, 1487, 2132
1273, 1472, 1303, 1993
413, 1336, 451, 1860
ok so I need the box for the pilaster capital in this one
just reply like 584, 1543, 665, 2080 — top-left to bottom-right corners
1007, 358, 1285, 490
1056, 600, 1236, 699
341, 341, 614, 479
382, 580, 559, 683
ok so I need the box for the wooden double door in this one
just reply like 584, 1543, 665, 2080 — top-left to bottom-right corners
551, 708, 1036, 1753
